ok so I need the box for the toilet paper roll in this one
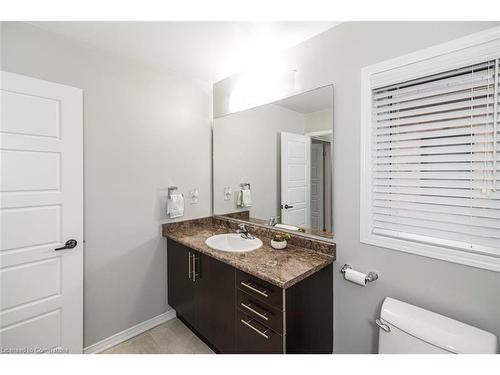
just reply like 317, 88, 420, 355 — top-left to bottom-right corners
344, 268, 367, 286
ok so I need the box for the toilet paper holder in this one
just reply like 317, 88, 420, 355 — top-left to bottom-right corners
340, 264, 378, 283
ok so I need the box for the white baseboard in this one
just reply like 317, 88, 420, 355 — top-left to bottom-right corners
84, 309, 176, 354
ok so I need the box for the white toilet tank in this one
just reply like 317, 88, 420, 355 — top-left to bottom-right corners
378, 297, 498, 354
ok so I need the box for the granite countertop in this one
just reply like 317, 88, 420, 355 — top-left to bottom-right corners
162, 220, 335, 289
221, 211, 334, 240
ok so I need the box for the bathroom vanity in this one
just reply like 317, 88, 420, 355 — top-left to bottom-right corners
163, 84, 336, 354
163, 218, 335, 354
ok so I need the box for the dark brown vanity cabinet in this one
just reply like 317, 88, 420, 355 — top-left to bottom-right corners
167, 239, 196, 324
167, 239, 236, 353
167, 239, 333, 354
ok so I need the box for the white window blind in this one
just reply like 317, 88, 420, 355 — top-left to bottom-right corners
371, 59, 500, 256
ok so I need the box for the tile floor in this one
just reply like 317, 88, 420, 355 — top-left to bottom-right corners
102, 318, 214, 354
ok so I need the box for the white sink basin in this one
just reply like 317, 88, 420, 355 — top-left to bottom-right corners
205, 233, 262, 253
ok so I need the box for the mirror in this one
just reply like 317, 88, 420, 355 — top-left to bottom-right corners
213, 85, 333, 240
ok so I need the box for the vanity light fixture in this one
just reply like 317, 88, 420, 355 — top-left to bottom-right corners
229, 66, 296, 112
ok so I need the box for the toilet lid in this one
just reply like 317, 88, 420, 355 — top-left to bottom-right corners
381, 297, 497, 354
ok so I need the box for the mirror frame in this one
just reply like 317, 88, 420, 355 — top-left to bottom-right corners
211, 84, 335, 243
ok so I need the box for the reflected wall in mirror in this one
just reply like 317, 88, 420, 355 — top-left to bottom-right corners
213, 85, 333, 239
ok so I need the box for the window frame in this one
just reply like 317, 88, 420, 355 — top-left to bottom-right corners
360, 26, 500, 272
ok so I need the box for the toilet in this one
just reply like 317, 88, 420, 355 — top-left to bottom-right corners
377, 297, 498, 354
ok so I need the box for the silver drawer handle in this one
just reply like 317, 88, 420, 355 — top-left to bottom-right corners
376, 318, 391, 333
240, 282, 268, 297
241, 319, 269, 339
192, 254, 198, 282
240, 302, 269, 321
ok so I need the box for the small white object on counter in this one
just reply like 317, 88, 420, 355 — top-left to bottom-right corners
271, 240, 287, 250
274, 223, 300, 231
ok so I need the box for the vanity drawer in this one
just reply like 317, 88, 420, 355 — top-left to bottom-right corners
236, 270, 283, 310
237, 289, 283, 334
236, 310, 283, 354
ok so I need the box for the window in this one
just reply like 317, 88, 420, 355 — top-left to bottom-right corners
360, 27, 500, 271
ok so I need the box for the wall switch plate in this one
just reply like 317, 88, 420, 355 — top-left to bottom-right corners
190, 189, 199, 204
224, 187, 232, 201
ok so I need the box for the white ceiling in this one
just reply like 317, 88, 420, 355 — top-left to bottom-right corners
274, 85, 333, 114
30, 22, 339, 84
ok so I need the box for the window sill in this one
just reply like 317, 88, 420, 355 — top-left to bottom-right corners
360, 232, 500, 272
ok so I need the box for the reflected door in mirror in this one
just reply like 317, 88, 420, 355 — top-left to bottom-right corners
280, 132, 311, 227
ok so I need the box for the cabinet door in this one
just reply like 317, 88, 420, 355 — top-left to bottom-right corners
167, 239, 196, 325
195, 253, 235, 353
285, 263, 333, 353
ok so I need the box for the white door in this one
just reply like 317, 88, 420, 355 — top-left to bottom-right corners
280, 132, 311, 227
0, 72, 83, 353
310, 142, 324, 231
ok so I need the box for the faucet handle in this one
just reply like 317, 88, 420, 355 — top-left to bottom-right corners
237, 223, 254, 239
268, 216, 280, 226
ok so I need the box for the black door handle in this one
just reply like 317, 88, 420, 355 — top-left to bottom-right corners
284, 204, 294, 209
55, 239, 78, 251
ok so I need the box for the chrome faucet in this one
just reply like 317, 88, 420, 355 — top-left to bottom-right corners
237, 223, 254, 239
268, 216, 279, 227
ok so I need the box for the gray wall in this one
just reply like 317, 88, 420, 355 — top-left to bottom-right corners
214, 22, 500, 353
304, 109, 332, 133
1, 22, 212, 348
213, 104, 304, 219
